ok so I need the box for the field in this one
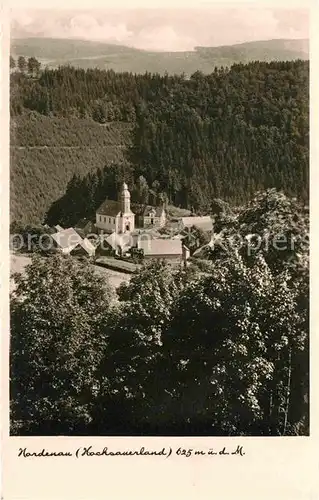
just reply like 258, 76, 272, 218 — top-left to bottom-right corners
10, 253, 130, 293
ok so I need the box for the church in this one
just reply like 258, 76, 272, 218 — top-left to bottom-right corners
95, 182, 167, 234
95, 182, 135, 234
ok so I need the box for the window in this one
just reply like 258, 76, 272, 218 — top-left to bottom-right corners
104, 217, 107, 222
151, 218, 154, 225
113, 218, 115, 224
109, 218, 111, 223
99, 215, 102, 222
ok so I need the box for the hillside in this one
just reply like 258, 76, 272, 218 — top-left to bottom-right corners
11, 37, 308, 75
10, 114, 132, 224
10, 60, 309, 226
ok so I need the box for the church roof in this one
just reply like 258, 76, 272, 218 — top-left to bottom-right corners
96, 200, 123, 217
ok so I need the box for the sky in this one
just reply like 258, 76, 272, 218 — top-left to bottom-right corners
10, 7, 309, 52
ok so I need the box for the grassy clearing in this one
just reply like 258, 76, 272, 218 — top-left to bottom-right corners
10, 253, 131, 292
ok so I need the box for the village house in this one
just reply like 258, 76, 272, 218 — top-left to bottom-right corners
51, 227, 95, 257
137, 238, 190, 263
70, 238, 96, 257
97, 232, 132, 257
51, 227, 83, 254
74, 218, 95, 237
132, 204, 166, 228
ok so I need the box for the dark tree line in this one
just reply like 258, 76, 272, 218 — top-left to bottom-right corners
44, 165, 166, 227
11, 60, 308, 212
10, 55, 41, 76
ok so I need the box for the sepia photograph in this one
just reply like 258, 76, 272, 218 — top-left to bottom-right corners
8, 4, 309, 438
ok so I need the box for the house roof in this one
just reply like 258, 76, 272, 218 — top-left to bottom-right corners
103, 232, 132, 252
52, 228, 83, 251
80, 238, 96, 254
75, 218, 94, 229
138, 238, 182, 256
143, 205, 165, 217
54, 224, 64, 232
181, 216, 213, 232
131, 203, 165, 218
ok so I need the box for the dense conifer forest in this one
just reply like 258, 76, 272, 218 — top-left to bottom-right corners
10, 59, 308, 224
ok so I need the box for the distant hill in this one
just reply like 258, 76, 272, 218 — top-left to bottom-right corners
11, 37, 308, 75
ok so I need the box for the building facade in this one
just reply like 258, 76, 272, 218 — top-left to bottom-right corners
141, 206, 166, 228
95, 182, 135, 234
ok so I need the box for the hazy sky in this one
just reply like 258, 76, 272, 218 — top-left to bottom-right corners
10, 7, 309, 51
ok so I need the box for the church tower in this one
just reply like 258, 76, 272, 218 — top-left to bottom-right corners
118, 182, 135, 233
120, 182, 131, 214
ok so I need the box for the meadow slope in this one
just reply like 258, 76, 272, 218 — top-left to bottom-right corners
10, 114, 132, 224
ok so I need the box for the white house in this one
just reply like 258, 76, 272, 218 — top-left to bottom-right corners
133, 204, 166, 228
95, 182, 135, 234
70, 237, 96, 257
137, 238, 189, 263
51, 227, 83, 254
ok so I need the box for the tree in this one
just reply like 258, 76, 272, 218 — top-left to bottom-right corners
94, 261, 196, 434
182, 225, 211, 255
17, 56, 27, 73
10, 254, 114, 435
210, 189, 309, 275
27, 57, 41, 77
164, 252, 308, 435
10, 55, 16, 70
133, 175, 149, 205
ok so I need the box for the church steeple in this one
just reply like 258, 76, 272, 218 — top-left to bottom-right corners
120, 182, 131, 214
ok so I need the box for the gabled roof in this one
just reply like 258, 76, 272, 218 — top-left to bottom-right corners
138, 238, 182, 256
75, 218, 94, 230
54, 224, 64, 232
131, 203, 165, 218
96, 200, 123, 217
80, 238, 96, 255
143, 205, 165, 217
102, 232, 132, 252
52, 228, 83, 251
181, 216, 213, 232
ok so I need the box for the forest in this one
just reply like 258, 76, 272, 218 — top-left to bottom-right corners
10, 189, 309, 436
10, 59, 309, 225
10, 57, 309, 436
